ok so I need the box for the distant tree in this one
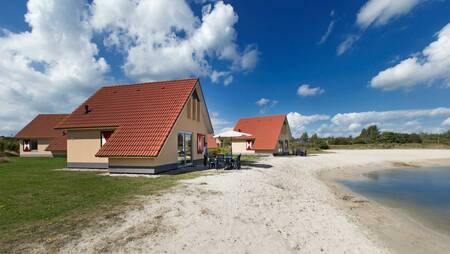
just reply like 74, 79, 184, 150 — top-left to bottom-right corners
380, 132, 396, 143
408, 133, 422, 143
310, 133, 319, 145
398, 133, 409, 144
330, 136, 352, 145
300, 132, 309, 144
366, 125, 380, 143
355, 128, 367, 144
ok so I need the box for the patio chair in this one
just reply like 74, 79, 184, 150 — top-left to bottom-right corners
216, 154, 225, 169
208, 155, 217, 169
232, 154, 241, 170
224, 154, 233, 169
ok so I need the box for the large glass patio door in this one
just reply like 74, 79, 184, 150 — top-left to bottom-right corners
177, 132, 193, 167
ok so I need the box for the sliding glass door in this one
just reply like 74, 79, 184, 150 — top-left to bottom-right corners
177, 132, 193, 167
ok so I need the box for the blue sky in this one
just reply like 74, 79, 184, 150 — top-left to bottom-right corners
1, 0, 450, 137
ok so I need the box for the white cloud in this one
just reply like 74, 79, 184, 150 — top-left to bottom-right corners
255, 98, 278, 113
371, 23, 450, 90
338, 0, 423, 55
0, 0, 257, 136
90, 0, 259, 84
318, 10, 336, 45
0, 0, 108, 136
348, 123, 362, 131
297, 84, 325, 97
337, 34, 361, 56
255, 98, 270, 107
357, 0, 422, 29
443, 117, 450, 126
319, 21, 335, 45
210, 112, 232, 134
317, 107, 450, 137
287, 112, 330, 137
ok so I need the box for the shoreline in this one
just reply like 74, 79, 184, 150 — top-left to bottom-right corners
319, 158, 450, 254
60, 150, 450, 253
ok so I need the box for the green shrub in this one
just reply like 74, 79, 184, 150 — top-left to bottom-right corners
319, 143, 329, 150
6, 140, 19, 152
208, 147, 229, 155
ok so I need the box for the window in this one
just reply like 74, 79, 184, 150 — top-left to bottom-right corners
246, 140, 253, 150
190, 90, 200, 121
23, 139, 38, 152
30, 140, 38, 150
197, 134, 205, 154
196, 99, 200, 121
187, 99, 192, 119
101, 131, 114, 146
23, 140, 30, 152
178, 132, 193, 166
192, 99, 197, 121
278, 140, 284, 153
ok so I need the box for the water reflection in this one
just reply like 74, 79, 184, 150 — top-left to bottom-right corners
340, 167, 450, 235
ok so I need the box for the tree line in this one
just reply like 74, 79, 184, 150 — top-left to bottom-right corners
292, 125, 450, 149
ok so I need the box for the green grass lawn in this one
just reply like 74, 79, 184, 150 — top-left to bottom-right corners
0, 157, 202, 252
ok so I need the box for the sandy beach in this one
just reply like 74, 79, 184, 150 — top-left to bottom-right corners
61, 149, 450, 254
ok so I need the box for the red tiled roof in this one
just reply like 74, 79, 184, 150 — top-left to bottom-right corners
234, 115, 288, 150
45, 134, 67, 152
56, 78, 201, 157
207, 134, 219, 149
15, 114, 68, 139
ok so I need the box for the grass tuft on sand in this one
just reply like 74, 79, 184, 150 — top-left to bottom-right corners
0, 157, 202, 252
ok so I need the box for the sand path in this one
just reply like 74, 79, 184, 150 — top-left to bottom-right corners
61, 149, 450, 254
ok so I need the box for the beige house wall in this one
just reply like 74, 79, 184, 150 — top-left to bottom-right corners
231, 140, 255, 154
19, 138, 53, 157
67, 129, 109, 164
109, 83, 211, 168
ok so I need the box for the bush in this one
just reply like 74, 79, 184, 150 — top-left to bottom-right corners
6, 140, 19, 152
208, 147, 229, 155
319, 143, 329, 150
0, 139, 19, 153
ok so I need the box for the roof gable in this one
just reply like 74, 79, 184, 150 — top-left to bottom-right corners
57, 78, 201, 157
15, 114, 68, 139
45, 134, 67, 152
234, 115, 289, 150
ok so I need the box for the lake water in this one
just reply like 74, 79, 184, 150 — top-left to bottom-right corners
340, 166, 450, 235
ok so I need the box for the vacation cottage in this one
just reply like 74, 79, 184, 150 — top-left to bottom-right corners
231, 115, 292, 154
15, 114, 68, 157
55, 78, 213, 174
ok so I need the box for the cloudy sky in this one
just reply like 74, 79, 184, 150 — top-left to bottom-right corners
1, 0, 449, 137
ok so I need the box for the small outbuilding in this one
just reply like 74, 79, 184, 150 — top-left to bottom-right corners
56, 78, 213, 174
231, 115, 292, 155
15, 114, 68, 157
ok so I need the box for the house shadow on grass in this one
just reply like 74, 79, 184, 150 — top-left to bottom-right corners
160, 165, 212, 175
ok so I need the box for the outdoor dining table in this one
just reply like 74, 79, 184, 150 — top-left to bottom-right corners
208, 154, 235, 169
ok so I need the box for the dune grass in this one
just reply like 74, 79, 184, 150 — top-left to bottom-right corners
0, 157, 202, 252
